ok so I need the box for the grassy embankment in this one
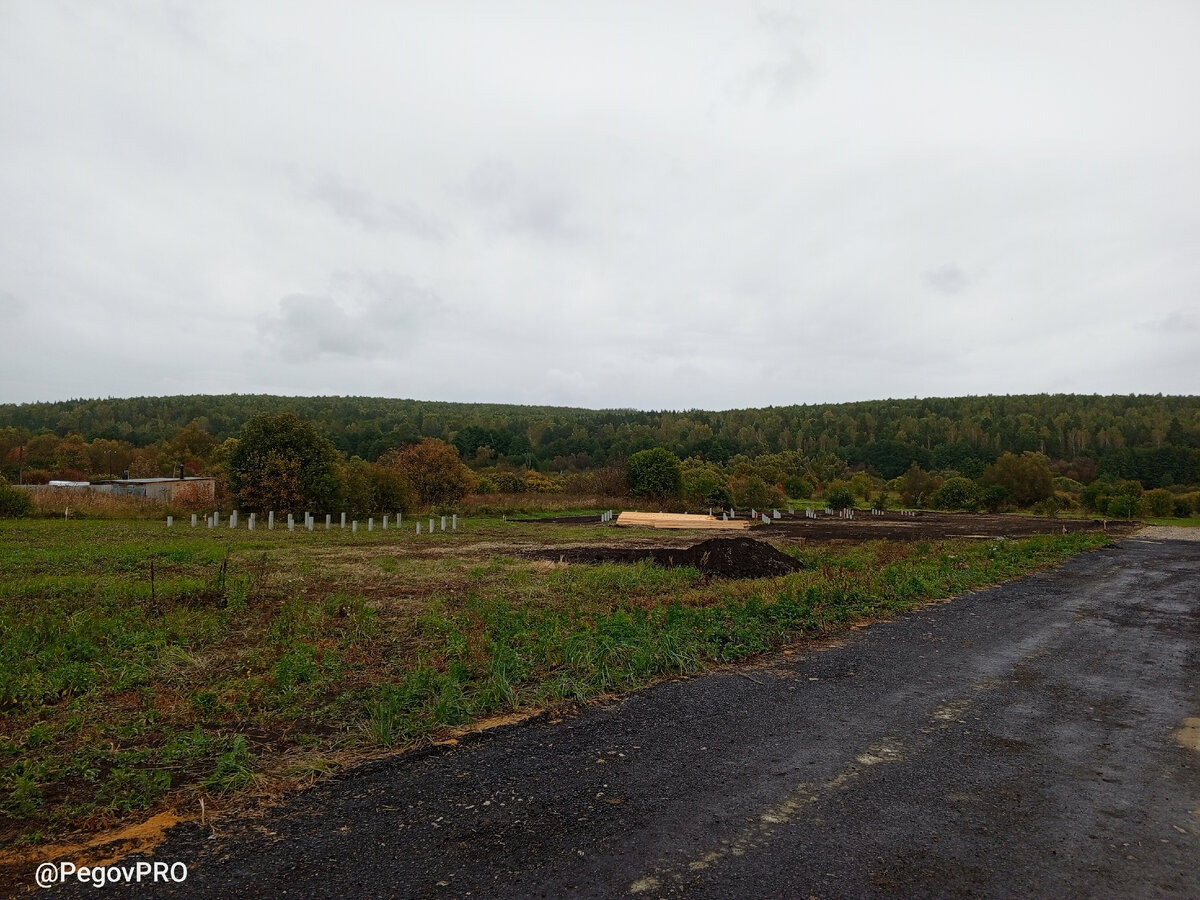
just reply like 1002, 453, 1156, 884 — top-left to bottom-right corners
0, 516, 1110, 846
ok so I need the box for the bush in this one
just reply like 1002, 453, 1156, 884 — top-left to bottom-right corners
978, 484, 1009, 512
899, 463, 941, 507
825, 484, 854, 510
0, 478, 33, 517
783, 475, 814, 499
379, 439, 476, 507
932, 476, 980, 511
1143, 488, 1174, 518
1032, 496, 1061, 517
730, 475, 782, 509
493, 471, 526, 493
681, 461, 733, 509
1107, 491, 1141, 519
626, 448, 682, 500
1172, 497, 1193, 518
522, 471, 562, 494
981, 452, 1054, 507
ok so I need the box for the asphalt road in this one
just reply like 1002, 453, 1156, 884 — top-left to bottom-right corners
53, 536, 1200, 898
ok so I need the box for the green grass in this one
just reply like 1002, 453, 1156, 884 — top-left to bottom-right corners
0, 516, 1111, 843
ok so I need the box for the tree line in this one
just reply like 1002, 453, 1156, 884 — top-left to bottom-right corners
1, 393, 1198, 517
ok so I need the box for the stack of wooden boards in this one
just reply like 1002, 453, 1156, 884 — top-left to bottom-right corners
615, 511, 751, 530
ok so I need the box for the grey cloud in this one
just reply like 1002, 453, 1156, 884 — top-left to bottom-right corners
738, 10, 813, 103
0, 291, 24, 318
463, 159, 578, 239
1139, 309, 1198, 333
261, 274, 445, 360
309, 173, 446, 240
924, 264, 974, 294
2, 3, 1198, 406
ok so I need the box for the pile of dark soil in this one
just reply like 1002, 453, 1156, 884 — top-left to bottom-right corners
524, 536, 804, 579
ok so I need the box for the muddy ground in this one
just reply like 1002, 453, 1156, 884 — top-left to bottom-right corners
754, 509, 1126, 543
521, 535, 805, 578
532, 509, 1128, 543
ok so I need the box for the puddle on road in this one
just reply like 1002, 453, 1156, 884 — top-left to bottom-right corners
1175, 718, 1200, 752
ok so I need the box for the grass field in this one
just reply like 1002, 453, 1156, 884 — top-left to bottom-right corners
0, 515, 1112, 847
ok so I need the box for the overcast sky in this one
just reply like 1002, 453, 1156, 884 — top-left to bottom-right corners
2, 2, 1197, 410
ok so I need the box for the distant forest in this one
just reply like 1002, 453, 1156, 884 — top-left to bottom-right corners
2, 393, 1200, 488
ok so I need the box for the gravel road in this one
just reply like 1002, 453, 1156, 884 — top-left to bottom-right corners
49, 536, 1200, 898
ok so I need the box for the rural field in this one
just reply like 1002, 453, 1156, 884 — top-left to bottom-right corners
0, 509, 1124, 884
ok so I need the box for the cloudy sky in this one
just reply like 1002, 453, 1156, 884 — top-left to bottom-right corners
2, 2, 1197, 410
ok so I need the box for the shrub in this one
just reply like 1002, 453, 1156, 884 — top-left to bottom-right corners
932, 476, 980, 511
522, 471, 562, 494
1143, 488, 1175, 518
783, 475, 813, 499
978, 484, 1009, 512
681, 461, 733, 509
825, 484, 855, 510
1032, 496, 1061, 517
899, 463, 941, 507
493, 471, 526, 493
626, 448, 682, 500
730, 475, 782, 509
981, 452, 1054, 507
379, 439, 476, 507
0, 477, 33, 517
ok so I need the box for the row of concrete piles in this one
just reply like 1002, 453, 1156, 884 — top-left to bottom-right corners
165, 512, 460, 533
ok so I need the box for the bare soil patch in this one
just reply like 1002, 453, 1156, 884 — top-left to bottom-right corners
522, 536, 805, 579
752, 510, 1130, 543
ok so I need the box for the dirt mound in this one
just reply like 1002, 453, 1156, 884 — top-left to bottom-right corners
525, 536, 804, 579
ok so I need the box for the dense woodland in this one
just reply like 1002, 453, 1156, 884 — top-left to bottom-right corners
2, 393, 1199, 483
2, 393, 1200, 520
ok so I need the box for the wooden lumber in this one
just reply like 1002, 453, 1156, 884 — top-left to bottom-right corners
616, 511, 750, 530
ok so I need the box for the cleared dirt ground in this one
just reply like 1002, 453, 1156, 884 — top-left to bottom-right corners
753, 509, 1125, 543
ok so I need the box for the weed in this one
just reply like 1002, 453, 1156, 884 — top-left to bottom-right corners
0, 517, 1110, 845
205, 737, 255, 793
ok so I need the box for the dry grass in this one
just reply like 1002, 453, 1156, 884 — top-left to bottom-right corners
462, 493, 628, 515
23, 487, 171, 519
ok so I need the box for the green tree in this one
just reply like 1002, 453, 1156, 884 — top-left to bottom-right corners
899, 463, 941, 508
981, 452, 1054, 507
680, 459, 732, 508
626, 447, 682, 500
228, 412, 343, 512
380, 438, 475, 507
